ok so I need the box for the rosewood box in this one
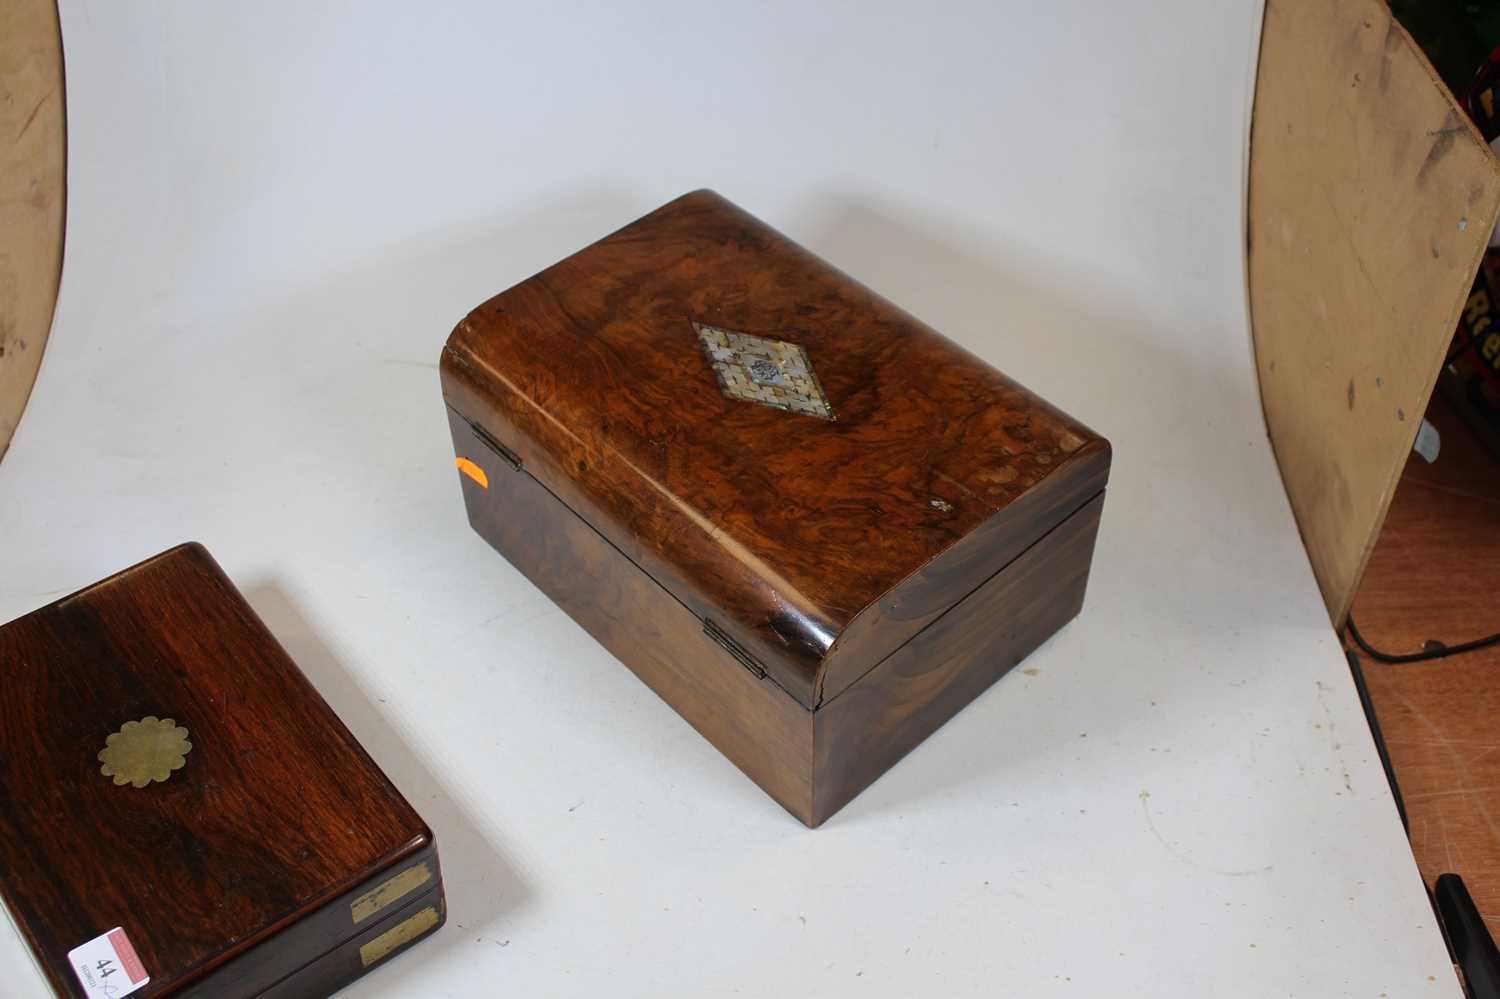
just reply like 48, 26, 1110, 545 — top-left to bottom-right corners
441, 190, 1110, 827
0, 544, 444, 997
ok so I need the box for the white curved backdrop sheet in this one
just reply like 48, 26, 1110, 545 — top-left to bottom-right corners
0, 2, 1456, 996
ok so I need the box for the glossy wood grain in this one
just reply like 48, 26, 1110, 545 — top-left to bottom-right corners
442, 190, 1109, 708
821, 439, 1109, 702
0, 544, 440, 997
450, 407, 817, 823
255, 886, 446, 999
814, 494, 1104, 825
451, 407, 1106, 827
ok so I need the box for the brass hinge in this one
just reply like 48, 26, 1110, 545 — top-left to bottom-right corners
703, 618, 767, 679
468, 421, 522, 471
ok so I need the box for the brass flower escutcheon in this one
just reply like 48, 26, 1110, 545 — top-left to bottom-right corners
98, 716, 192, 788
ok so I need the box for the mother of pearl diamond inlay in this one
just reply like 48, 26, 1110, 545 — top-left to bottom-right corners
694, 322, 835, 420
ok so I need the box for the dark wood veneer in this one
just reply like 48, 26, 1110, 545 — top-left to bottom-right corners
254, 886, 446, 999
0, 544, 443, 996
450, 406, 815, 821
443, 189, 1107, 709
443, 190, 1111, 825
813, 494, 1105, 824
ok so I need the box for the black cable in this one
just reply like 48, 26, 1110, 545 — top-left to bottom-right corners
1346, 614, 1500, 664
1436, 874, 1500, 999
1345, 649, 1407, 830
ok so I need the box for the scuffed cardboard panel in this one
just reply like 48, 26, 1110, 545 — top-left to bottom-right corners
1248, 0, 1500, 624
0, 0, 64, 460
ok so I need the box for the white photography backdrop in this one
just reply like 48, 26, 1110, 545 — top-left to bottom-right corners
0, 2, 1457, 996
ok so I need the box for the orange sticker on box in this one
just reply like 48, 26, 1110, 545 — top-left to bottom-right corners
455, 457, 488, 489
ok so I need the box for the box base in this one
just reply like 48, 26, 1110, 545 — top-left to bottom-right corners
450, 407, 1105, 826
812, 492, 1104, 824
254, 885, 446, 999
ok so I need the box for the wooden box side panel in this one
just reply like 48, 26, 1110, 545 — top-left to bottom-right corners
178, 845, 440, 998
442, 190, 1111, 708
0, 543, 433, 998
446, 409, 816, 824
813, 493, 1105, 826
821, 441, 1110, 704
442, 347, 826, 708
253, 884, 446, 999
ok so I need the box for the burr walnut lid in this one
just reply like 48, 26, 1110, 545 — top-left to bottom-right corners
442, 190, 1109, 707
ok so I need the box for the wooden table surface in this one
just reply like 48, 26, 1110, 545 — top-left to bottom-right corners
1350, 392, 1500, 940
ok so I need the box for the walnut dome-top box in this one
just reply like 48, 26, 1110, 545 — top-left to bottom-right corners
0, 544, 444, 997
441, 190, 1111, 826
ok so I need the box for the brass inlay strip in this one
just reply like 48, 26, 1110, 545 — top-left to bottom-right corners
359, 905, 440, 968
350, 862, 432, 924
